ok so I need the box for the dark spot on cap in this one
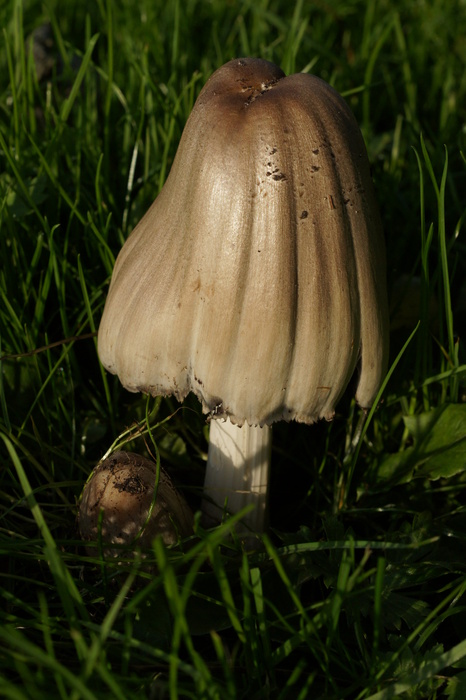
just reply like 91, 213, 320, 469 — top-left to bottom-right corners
300, 211, 308, 219
115, 476, 146, 495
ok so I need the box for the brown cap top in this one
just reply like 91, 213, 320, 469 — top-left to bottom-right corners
98, 58, 389, 426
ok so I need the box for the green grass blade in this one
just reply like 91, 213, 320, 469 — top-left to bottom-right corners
0, 627, 97, 700
60, 34, 100, 124
365, 638, 466, 700
344, 323, 420, 503
1, 433, 90, 644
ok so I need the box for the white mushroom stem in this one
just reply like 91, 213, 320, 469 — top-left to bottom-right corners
202, 418, 272, 533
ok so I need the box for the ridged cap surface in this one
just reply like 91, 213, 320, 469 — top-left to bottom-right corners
98, 58, 389, 425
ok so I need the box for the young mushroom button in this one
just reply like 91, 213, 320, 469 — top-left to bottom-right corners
97, 57, 389, 535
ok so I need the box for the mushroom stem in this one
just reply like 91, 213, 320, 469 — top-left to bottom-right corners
202, 418, 272, 533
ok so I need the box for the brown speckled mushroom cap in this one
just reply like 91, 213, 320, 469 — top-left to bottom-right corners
78, 451, 193, 556
98, 57, 389, 427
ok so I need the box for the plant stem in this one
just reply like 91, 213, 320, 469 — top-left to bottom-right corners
202, 419, 272, 533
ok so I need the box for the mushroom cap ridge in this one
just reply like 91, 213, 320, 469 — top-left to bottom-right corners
98, 57, 389, 427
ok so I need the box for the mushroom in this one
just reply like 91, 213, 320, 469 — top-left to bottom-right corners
97, 58, 389, 534
78, 451, 193, 558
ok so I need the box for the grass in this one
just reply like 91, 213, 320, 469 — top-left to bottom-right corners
1, 0, 466, 697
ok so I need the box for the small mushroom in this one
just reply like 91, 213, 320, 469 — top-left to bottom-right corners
78, 451, 193, 557
98, 58, 389, 534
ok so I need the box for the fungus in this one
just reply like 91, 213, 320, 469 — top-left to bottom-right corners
98, 58, 389, 534
78, 451, 193, 557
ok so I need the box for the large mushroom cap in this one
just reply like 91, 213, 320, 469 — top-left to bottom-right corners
98, 57, 389, 427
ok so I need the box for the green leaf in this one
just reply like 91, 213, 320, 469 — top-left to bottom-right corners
5, 173, 48, 218
159, 431, 187, 458
367, 638, 466, 700
373, 404, 466, 486
445, 670, 466, 698
381, 592, 429, 631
